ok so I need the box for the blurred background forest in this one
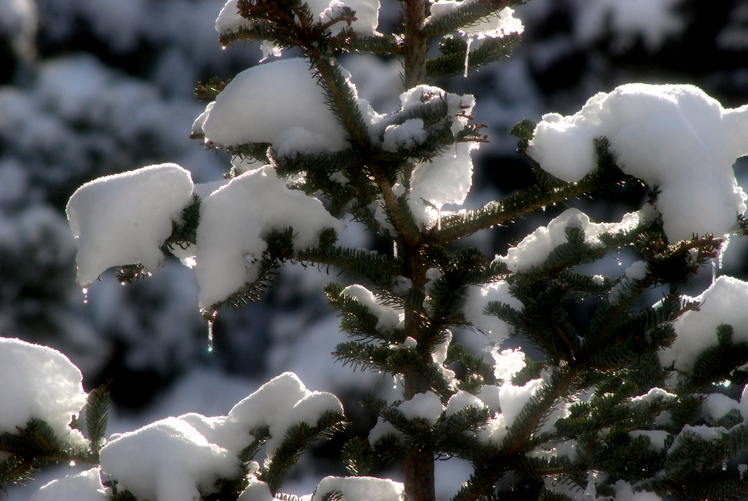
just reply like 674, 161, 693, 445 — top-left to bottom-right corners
1, 0, 747, 497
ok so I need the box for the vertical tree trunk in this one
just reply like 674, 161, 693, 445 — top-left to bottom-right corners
403, 0, 428, 89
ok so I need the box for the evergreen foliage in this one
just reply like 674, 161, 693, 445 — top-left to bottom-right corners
7, 0, 748, 500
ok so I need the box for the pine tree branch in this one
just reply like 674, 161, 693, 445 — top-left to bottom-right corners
421, 0, 526, 38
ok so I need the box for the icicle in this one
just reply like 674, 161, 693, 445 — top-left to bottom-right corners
463, 35, 474, 78
393, 241, 398, 258
201, 309, 218, 352
207, 320, 215, 352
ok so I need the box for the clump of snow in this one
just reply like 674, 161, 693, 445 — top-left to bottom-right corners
613, 479, 662, 501
237, 477, 274, 501
477, 413, 508, 445
740, 386, 748, 422
399, 391, 444, 425
499, 378, 568, 433
98, 373, 342, 501
66, 163, 194, 288
426, 4, 523, 39
499, 378, 543, 428
99, 417, 242, 501
628, 387, 677, 412
199, 58, 352, 153
0, 338, 87, 446
31, 468, 107, 501
368, 417, 401, 443
575, 0, 685, 53
341, 284, 403, 330
445, 390, 487, 416
389, 85, 478, 213
699, 393, 740, 424
196, 165, 345, 309
499, 208, 644, 272
490, 347, 526, 382
313, 476, 404, 501
464, 281, 522, 343
227, 372, 344, 455
528, 84, 748, 242
609, 260, 648, 303
431, 329, 456, 386
382, 119, 427, 152
659, 276, 748, 376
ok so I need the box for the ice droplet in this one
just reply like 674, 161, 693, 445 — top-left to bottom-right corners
82, 287, 89, 304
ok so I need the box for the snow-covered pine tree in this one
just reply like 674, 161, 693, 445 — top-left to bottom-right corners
4, 0, 748, 500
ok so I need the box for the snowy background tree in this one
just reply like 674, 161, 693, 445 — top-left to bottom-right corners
2, 0, 748, 500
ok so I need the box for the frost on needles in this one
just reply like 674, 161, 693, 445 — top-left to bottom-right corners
6, 0, 748, 500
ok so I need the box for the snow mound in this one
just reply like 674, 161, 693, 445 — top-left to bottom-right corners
499, 207, 644, 272
31, 468, 107, 501
528, 84, 748, 242
199, 58, 352, 153
195, 165, 345, 309
464, 280, 523, 343
100, 417, 242, 501
659, 276, 748, 376
0, 338, 88, 446
313, 476, 404, 501
66, 163, 194, 288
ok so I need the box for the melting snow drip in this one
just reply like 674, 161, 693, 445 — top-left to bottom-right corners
463, 36, 474, 78
82, 287, 88, 304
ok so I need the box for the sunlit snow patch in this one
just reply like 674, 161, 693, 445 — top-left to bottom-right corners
528, 84, 748, 242
0, 338, 88, 447
199, 58, 352, 154
66, 163, 194, 288
195, 165, 345, 310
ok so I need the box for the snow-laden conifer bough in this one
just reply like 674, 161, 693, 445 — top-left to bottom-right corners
5, 0, 748, 499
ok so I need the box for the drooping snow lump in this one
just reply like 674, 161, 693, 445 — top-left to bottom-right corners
99, 417, 242, 501
66, 163, 194, 287
527, 84, 748, 242
195, 166, 345, 309
659, 276, 748, 376
199, 58, 353, 153
0, 338, 88, 446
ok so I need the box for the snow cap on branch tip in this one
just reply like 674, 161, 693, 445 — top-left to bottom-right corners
65, 163, 194, 288
527, 83, 748, 242
199, 58, 354, 154
99, 417, 242, 501
659, 276, 748, 380
195, 165, 345, 310
313, 476, 404, 501
0, 338, 87, 446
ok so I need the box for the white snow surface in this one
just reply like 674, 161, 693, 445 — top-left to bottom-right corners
313, 476, 404, 501
499, 378, 543, 428
445, 390, 487, 416
30, 468, 107, 501
0, 338, 87, 446
341, 284, 403, 330
99, 417, 242, 501
499, 207, 644, 272
700, 393, 740, 424
464, 280, 522, 343
196, 165, 345, 309
200, 58, 352, 152
66, 163, 194, 287
613, 479, 662, 501
96, 372, 342, 501
527, 84, 748, 242
226, 372, 344, 455
398, 391, 444, 424
659, 276, 748, 376
426, 4, 523, 39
